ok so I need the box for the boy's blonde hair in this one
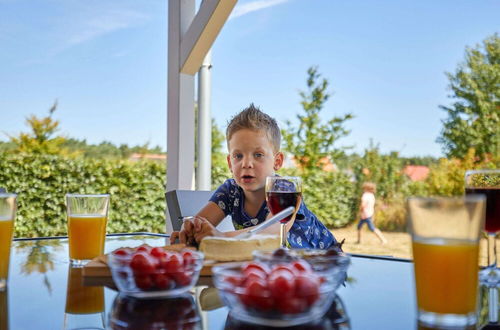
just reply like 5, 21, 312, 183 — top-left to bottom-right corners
226, 104, 281, 152
362, 182, 376, 193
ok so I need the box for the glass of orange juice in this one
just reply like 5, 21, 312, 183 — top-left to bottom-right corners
63, 266, 105, 329
0, 193, 17, 291
66, 194, 109, 266
408, 196, 485, 328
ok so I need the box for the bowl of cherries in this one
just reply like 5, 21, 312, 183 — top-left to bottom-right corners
212, 248, 350, 327
108, 244, 204, 298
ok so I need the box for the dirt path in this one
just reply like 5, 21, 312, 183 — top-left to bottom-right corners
331, 225, 490, 266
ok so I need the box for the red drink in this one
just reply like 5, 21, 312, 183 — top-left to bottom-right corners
266, 192, 302, 223
465, 188, 500, 233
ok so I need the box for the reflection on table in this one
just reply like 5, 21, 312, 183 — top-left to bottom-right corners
109, 294, 201, 329
223, 294, 350, 330
64, 266, 105, 330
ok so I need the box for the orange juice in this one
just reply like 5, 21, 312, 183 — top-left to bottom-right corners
68, 215, 107, 260
65, 266, 104, 314
412, 238, 479, 315
0, 218, 14, 280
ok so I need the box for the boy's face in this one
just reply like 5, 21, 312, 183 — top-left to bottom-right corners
227, 128, 283, 193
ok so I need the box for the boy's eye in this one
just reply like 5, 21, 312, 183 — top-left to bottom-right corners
254, 153, 264, 158
233, 154, 243, 160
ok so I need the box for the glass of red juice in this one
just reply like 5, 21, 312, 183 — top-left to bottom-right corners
265, 176, 302, 248
465, 169, 500, 286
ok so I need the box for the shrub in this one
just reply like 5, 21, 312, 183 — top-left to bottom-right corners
0, 153, 166, 237
374, 197, 407, 232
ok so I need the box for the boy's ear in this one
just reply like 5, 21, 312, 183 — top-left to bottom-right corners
226, 154, 233, 172
273, 152, 284, 171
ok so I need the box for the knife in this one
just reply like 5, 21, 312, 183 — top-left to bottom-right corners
234, 206, 295, 239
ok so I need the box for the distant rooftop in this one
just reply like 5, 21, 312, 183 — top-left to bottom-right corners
403, 165, 430, 181
129, 153, 167, 162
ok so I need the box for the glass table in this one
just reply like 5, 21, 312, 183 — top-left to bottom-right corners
2, 233, 492, 329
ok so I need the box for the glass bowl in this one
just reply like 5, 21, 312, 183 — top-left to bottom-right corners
107, 246, 204, 298
108, 293, 201, 329
253, 248, 350, 291
212, 253, 350, 327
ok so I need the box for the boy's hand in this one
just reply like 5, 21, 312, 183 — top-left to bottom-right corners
192, 216, 223, 243
169, 218, 196, 245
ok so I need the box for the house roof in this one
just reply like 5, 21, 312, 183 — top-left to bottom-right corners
403, 165, 430, 181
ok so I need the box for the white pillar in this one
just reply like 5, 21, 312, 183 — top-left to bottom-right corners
167, 0, 196, 192
196, 51, 212, 191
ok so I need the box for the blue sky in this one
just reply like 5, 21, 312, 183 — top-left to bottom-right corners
0, 0, 498, 157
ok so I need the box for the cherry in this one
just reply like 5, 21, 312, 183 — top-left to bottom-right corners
130, 251, 157, 275
150, 247, 167, 259
295, 275, 320, 305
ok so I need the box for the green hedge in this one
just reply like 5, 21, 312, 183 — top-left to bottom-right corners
0, 153, 367, 238
0, 153, 166, 237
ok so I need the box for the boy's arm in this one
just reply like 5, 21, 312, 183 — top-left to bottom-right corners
196, 201, 226, 227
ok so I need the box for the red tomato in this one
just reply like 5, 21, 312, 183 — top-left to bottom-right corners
164, 253, 184, 273
134, 274, 154, 290
150, 247, 167, 259
172, 272, 192, 287
152, 273, 173, 290
182, 250, 196, 267
276, 297, 307, 314
268, 270, 295, 299
242, 262, 269, 275
269, 265, 295, 279
294, 275, 320, 305
112, 248, 130, 256
241, 278, 273, 310
130, 251, 157, 274
224, 275, 244, 288
290, 260, 312, 274
136, 244, 152, 253
243, 269, 267, 285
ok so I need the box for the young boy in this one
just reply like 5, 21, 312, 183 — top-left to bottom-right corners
356, 182, 387, 244
170, 104, 337, 249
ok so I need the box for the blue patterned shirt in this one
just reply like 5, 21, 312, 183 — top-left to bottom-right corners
209, 179, 337, 249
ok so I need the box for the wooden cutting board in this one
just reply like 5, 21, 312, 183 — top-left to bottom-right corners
82, 244, 225, 280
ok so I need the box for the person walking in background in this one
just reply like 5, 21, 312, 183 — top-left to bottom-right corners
356, 182, 387, 245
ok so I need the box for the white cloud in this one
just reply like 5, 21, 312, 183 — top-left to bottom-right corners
66, 9, 147, 47
230, 0, 291, 20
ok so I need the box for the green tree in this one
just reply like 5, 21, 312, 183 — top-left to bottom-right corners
282, 66, 353, 173
425, 148, 498, 197
211, 119, 231, 188
437, 33, 500, 159
352, 142, 409, 200
10, 100, 70, 155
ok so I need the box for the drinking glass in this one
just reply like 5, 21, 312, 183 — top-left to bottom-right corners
66, 194, 110, 266
0, 193, 17, 290
407, 196, 485, 328
465, 169, 500, 285
265, 176, 302, 248
63, 266, 105, 330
